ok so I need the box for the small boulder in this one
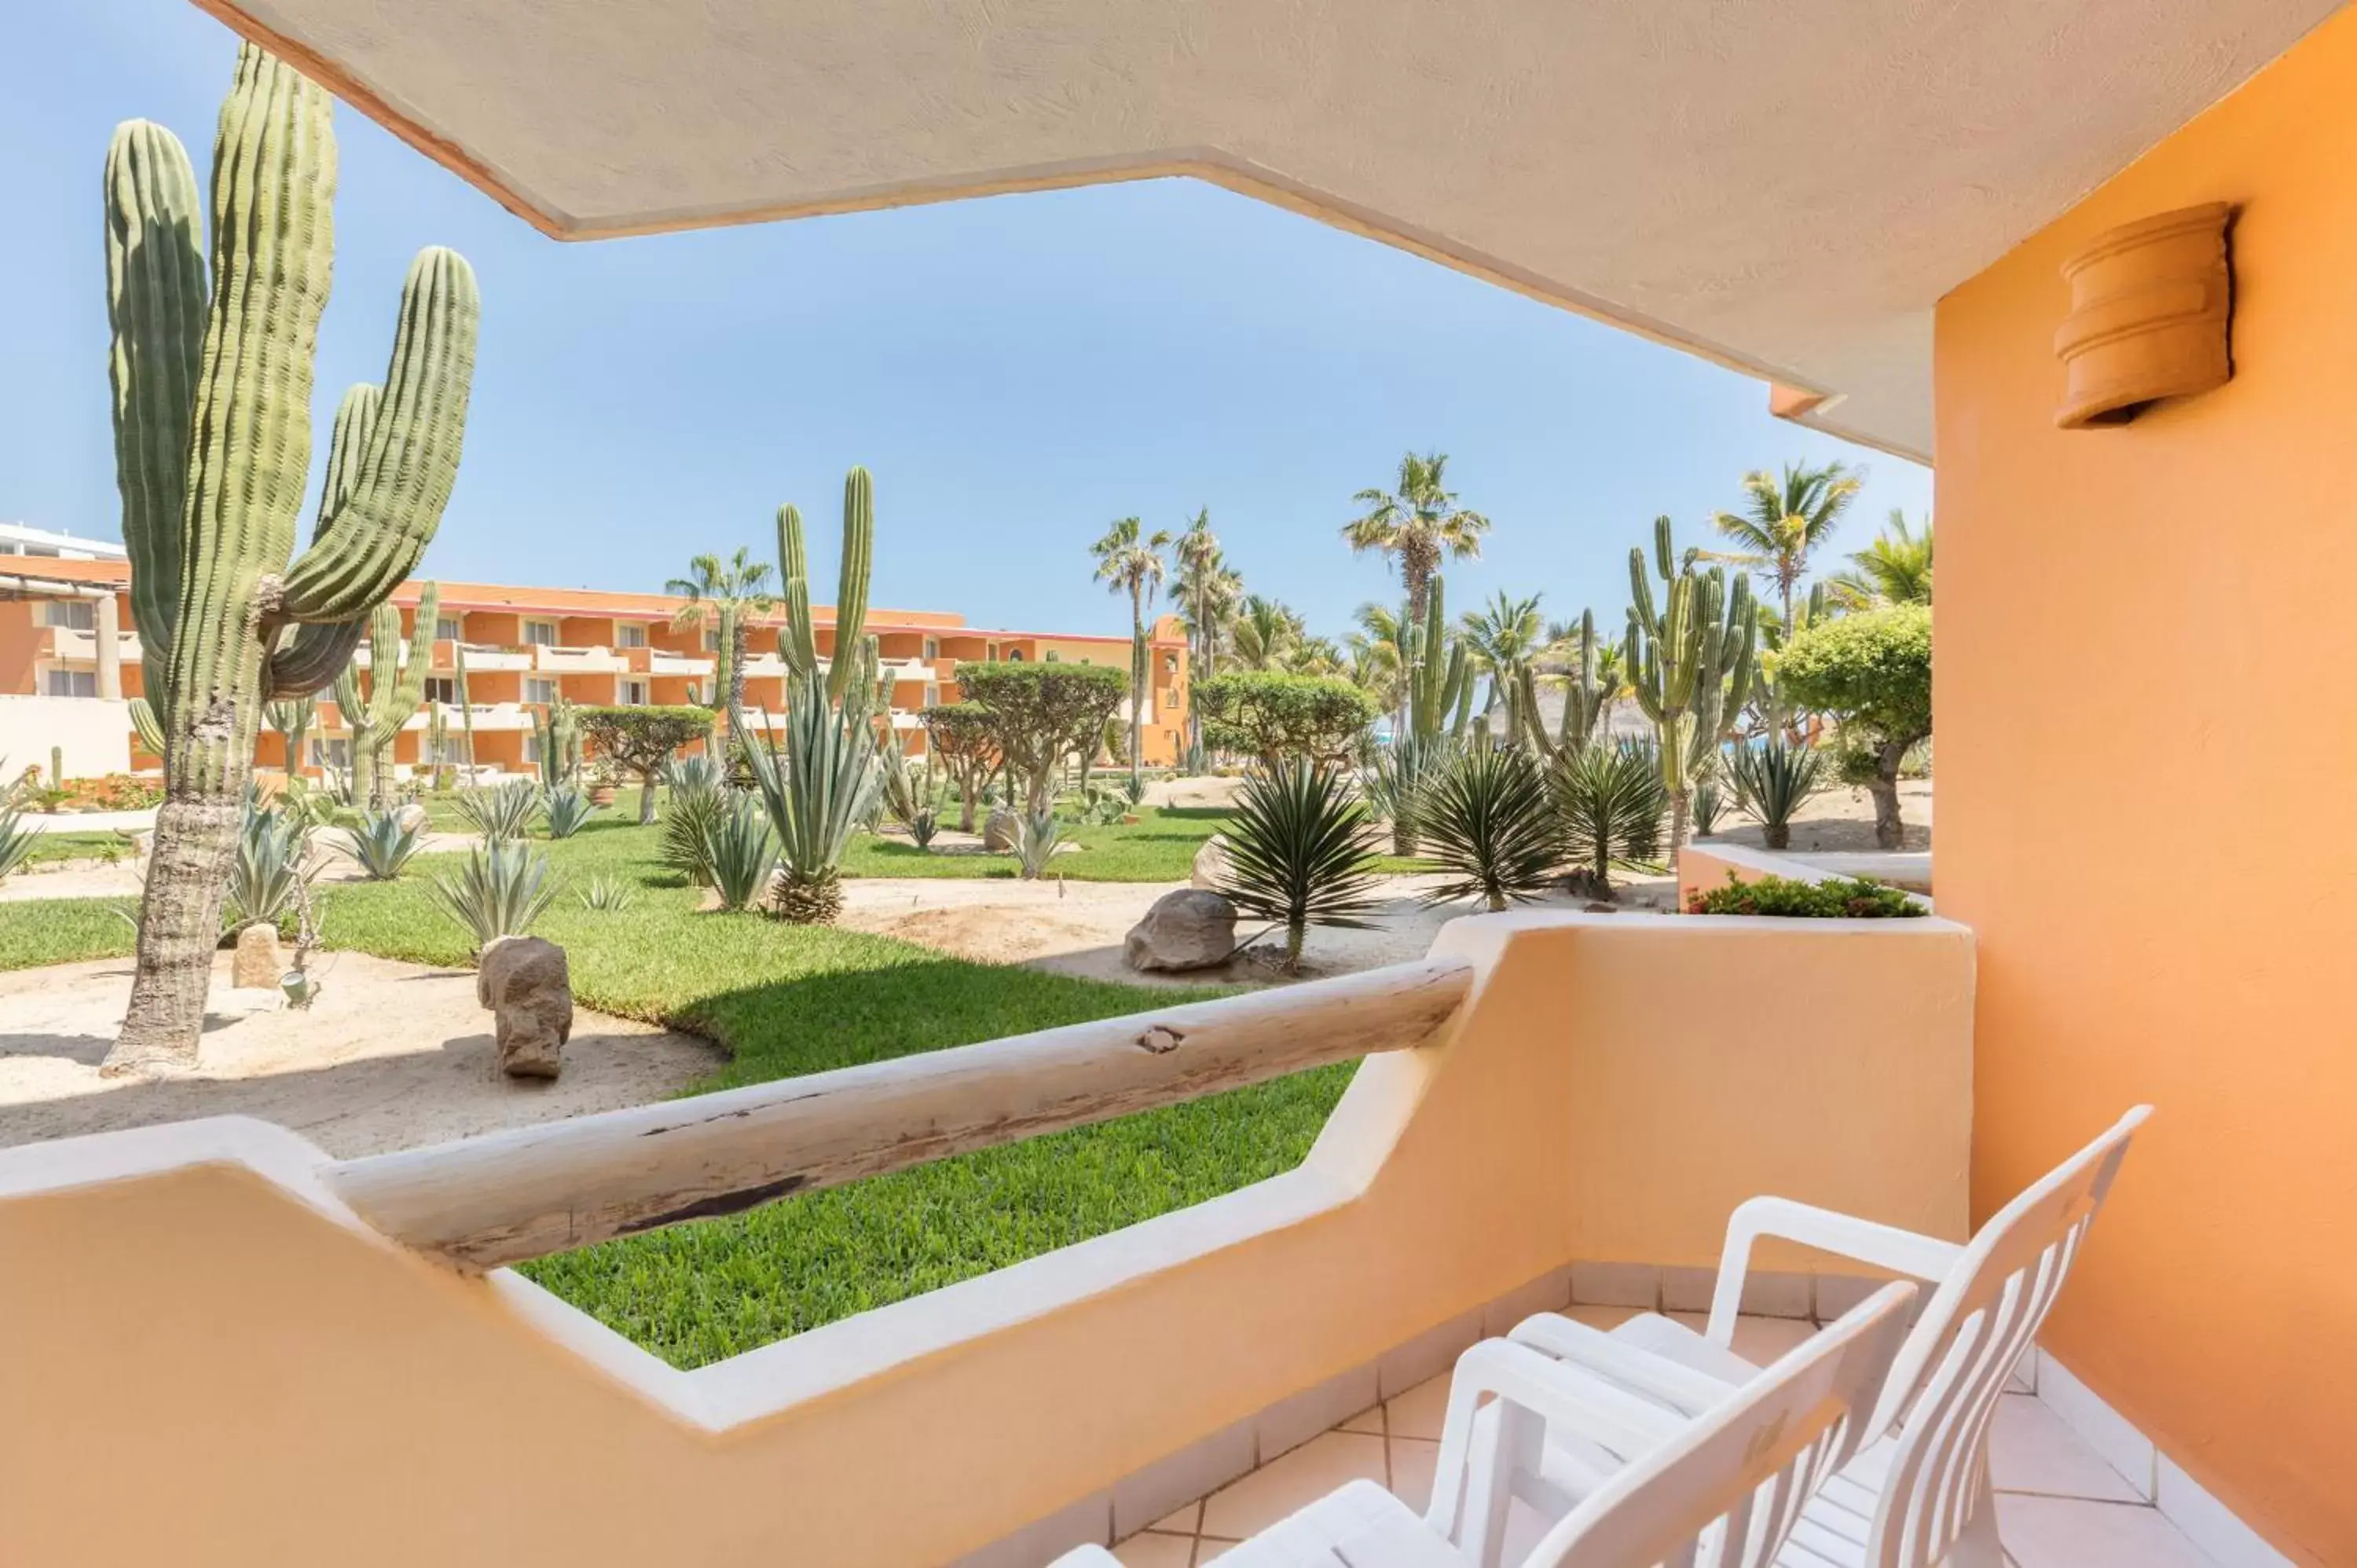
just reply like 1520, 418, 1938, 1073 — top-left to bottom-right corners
1189, 833, 1234, 891
983, 808, 1020, 852
1125, 888, 1238, 972
477, 935, 574, 1079
231, 923, 283, 989
394, 801, 431, 836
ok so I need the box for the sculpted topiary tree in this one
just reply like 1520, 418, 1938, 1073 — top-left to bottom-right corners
1775, 603, 1932, 849
1194, 671, 1376, 768
103, 47, 479, 1075
579, 706, 713, 824
957, 662, 1125, 813
921, 702, 997, 832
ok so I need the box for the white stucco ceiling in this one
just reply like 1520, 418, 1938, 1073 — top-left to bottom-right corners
201, 0, 2344, 460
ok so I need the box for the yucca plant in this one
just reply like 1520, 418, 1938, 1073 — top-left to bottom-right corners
225, 800, 316, 930
660, 755, 728, 885
1359, 734, 1454, 856
741, 683, 884, 924
0, 805, 36, 884
907, 808, 940, 850
1551, 740, 1670, 892
1418, 742, 1563, 911
577, 874, 635, 913
542, 784, 595, 841
1216, 760, 1383, 973
452, 779, 543, 843
706, 792, 779, 912
1728, 738, 1827, 851
338, 807, 423, 881
431, 840, 559, 951
1014, 805, 1065, 879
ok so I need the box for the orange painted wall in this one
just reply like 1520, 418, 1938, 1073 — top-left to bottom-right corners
1935, 13, 2357, 1561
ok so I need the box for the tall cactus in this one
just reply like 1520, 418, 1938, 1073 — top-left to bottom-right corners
1626, 516, 1755, 855
1406, 575, 1473, 743
265, 692, 317, 776
533, 694, 581, 788
1516, 608, 1607, 761
331, 584, 438, 809
104, 46, 478, 1074
775, 467, 878, 713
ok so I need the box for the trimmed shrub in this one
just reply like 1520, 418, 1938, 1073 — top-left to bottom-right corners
1195, 672, 1377, 768
1684, 872, 1923, 918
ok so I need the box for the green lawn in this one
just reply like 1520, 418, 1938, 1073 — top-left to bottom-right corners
15, 830, 141, 866
0, 808, 1356, 1368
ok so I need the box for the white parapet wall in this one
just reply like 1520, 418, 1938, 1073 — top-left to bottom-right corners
0, 911, 1974, 1566
0, 694, 131, 779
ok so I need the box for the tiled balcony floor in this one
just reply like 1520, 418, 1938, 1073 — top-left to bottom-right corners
1113, 1307, 2220, 1568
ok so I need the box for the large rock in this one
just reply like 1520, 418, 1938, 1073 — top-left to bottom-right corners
1125, 888, 1238, 973
477, 935, 574, 1079
394, 801, 431, 836
230, 923, 282, 989
1189, 833, 1234, 891
983, 808, 1020, 852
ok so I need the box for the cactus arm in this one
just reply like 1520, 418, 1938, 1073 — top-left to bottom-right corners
262, 382, 383, 695
825, 467, 874, 705
1627, 548, 1658, 636
277, 249, 478, 621
128, 696, 168, 759
104, 119, 207, 701
775, 503, 818, 680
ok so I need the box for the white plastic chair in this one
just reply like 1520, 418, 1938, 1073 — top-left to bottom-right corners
1050, 1282, 1916, 1568
1504, 1106, 2150, 1568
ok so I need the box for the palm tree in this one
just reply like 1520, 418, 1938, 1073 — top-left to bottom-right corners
1707, 460, 1864, 631
1170, 510, 1240, 758
1460, 590, 1547, 720
666, 546, 778, 753
1829, 509, 1934, 607
1342, 452, 1491, 626
1091, 516, 1173, 788
1232, 595, 1303, 671
1281, 634, 1347, 679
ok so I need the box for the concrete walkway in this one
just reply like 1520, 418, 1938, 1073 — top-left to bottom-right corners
13, 808, 156, 836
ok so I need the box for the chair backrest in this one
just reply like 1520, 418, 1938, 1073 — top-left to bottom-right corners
1863, 1105, 2151, 1568
1536, 1283, 1916, 1568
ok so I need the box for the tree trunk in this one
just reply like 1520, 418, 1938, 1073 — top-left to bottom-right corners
1869, 742, 1907, 850
1670, 787, 1692, 860
1765, 820, 1791, 851
104, 795, 241, 1075
957, 782, 977, 835
639, 771, 659, 825
722, 612, 747, 757
1129, 595, 1146, 791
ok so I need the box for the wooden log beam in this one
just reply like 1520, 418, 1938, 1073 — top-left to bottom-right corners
324, 957, 1474, 1270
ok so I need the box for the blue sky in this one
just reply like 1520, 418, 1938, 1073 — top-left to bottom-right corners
1, 0, 1930, 643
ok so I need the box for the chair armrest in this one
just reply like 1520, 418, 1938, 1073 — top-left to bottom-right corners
1505, 1313, 1734, 1417
1046, 1548, 1120, 1568
1706, 1196, 1965, 1345
1427, 1338, 1689, 1544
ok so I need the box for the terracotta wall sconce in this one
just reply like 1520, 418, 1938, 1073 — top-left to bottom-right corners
2054, 201, 2233, 427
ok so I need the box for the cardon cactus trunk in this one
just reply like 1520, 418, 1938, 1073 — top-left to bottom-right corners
103, 46, 478, 1075
1626, 516, 1754, 856
1406, 576, 1472, 744
533, 694, 581, 788
331, 583, 438, 810
774, 467, 877, 713
1517, 608, 1607, 762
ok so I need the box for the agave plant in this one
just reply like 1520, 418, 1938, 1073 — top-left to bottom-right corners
740, 683, 884, 924
706, 792, 779, 913
1359, 734, 1454, 856
451, 779, 543, 843
225, 800, 317, 931
543, 785, 596, 841
660, 755, 728, 885
1014, 806, 1065, 879
1728, 738, 1827, 851
1417, 742, 1563, 911
1216, 760, 1383, 973
907, 808, 940, 850
1551, 740, 1670, 891
577, 874, 636, 912
0, 804, 36, 884
1691, 777, 1727, 837
339, 808, 424, 881
431, 840, 560, 951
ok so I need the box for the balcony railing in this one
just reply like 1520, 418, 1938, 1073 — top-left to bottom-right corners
627, 647, 717, 677
388, 701, 533, 732
41, 625, 142, 665
532, 643, 629, 674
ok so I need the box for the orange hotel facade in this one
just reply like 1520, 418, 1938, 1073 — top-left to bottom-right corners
0, 556, 1191, 778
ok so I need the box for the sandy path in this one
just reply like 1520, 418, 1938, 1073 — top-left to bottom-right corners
0, 950, 721, 1156
1698, 780, 1934, 854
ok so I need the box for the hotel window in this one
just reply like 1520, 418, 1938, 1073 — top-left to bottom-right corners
523, 735, 542, 764
704, 628, 721, 653
1006, 647, 1025, 661
924, 683, 940, 707
617, 624, 647, 648
923, 637, 938, 659
44, 669, 97, 698
425, 677, 457, 704
621, 678, 649, 705
523, 620, 558, 646
40, 599, 97, 630
526, 678, 558, 705
1044, 650, 1061, 663
310, 738, 351, 769
435, 615, 461, 641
